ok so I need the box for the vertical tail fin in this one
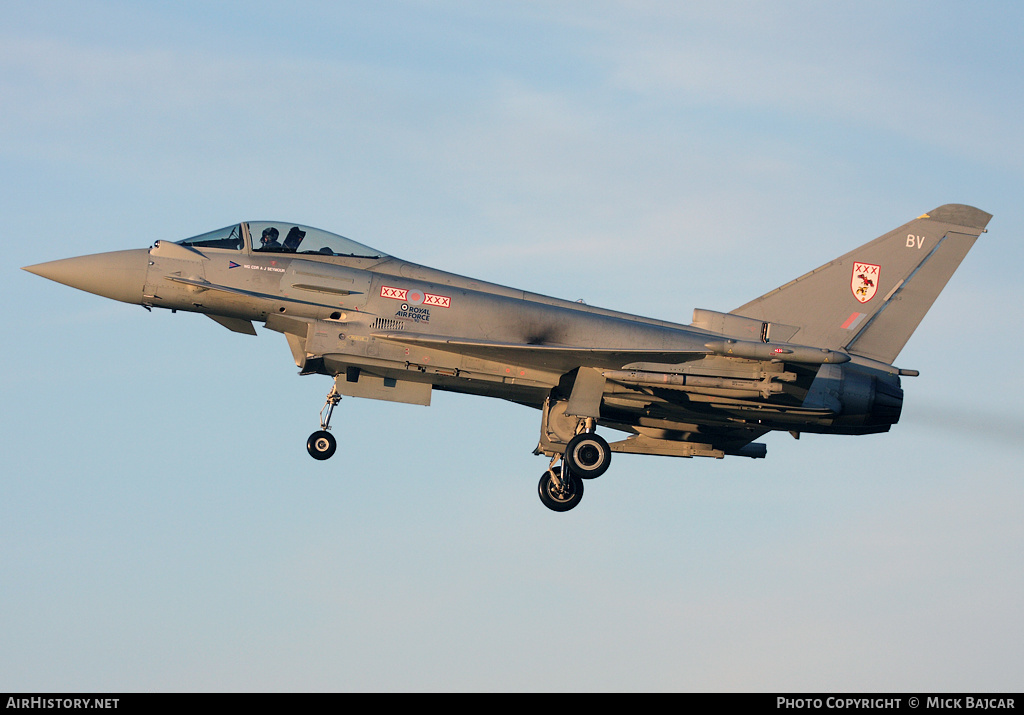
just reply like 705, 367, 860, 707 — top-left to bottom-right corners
731, 204, 991, 364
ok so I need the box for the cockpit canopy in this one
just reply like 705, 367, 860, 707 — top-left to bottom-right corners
177, 222, 388, 259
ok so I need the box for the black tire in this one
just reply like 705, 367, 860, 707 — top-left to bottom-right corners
563, 432, 611, 479
307, 430, 337, 460
538, 466, 584, 512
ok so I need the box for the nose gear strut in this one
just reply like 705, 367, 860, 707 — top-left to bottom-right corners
307, 384, 341, 460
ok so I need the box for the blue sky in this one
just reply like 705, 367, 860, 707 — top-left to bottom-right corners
2, 1, 1022, 691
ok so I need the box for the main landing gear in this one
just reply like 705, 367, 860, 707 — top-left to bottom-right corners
538, 421, 611, 512
563, 430, 611, 479
538, 465, 583, 512
307, 385, 341, 460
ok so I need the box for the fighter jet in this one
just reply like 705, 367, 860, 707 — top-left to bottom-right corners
23, 205, 990, 511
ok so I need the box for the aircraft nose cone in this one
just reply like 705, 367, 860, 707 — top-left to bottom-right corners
23, 249, 150, 305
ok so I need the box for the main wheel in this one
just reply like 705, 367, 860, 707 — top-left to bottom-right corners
307, 430, 337, 460
563, 432, 611, 479
538, 466, 584, 512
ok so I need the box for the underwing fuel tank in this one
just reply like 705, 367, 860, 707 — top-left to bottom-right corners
703, 339, 850, 364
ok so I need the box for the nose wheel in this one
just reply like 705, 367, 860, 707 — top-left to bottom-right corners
307, 430, 337, 460
307, 384, 341, 460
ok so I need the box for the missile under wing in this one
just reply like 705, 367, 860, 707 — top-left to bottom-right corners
23, 205, 991, 511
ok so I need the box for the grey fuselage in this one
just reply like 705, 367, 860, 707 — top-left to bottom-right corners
27, 219, 907, 458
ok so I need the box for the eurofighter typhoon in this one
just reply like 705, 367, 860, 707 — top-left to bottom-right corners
24, 205, 990, 511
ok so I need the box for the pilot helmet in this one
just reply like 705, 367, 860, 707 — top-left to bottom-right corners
261, 227, 280, 244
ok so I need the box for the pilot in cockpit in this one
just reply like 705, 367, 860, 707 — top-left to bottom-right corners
258, 227, 281, 251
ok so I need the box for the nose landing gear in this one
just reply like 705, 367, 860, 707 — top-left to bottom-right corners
307, 385, 341, 460
307, 430, 336, 460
